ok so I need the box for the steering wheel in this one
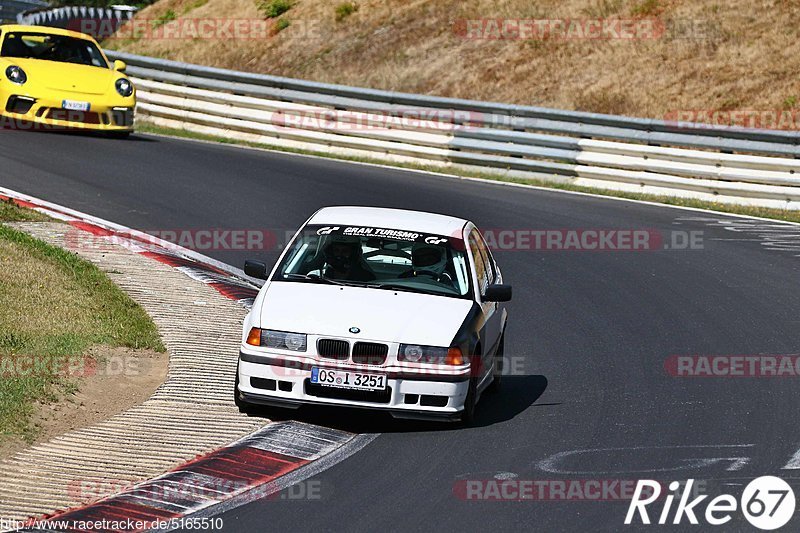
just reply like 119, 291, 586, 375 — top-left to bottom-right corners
363, 249, 411, 260
399, 269, 448, 282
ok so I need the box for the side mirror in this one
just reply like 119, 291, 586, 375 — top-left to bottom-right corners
244, 260, 268, 280
113, 60, 127, 72
483, 284, 512, 302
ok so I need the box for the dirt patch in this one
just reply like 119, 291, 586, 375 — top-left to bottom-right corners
0, 222, 165, 450
0, 346, 168, 459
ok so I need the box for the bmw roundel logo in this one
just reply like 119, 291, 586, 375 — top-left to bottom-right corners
349, 326, 361, 334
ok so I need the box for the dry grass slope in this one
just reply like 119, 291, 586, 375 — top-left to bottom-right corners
108, 0, 800, 120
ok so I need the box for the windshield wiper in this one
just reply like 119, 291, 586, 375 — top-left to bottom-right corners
367, 283, 421, 294
284, 273, 364, 287
284, 273, 338, 284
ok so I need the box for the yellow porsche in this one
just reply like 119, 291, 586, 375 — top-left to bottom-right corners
0, 25, 135, 135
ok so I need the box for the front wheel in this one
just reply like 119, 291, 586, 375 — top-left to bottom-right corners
233, 365, 256, 415
459, 377, 478, 426
486, 334, 504, 394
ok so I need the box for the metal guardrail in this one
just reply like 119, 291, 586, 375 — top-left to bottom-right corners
107, 51, 800, 210
0, 0, 47, 22
15, 5, 137, 38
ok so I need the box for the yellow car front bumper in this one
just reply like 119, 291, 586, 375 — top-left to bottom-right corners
0, 91, 135, 132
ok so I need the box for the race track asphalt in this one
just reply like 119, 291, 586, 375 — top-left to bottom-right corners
2, 129, 800, 532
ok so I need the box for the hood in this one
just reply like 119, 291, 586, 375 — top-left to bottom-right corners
5, 58, 115, 95
257, 282, 474, 346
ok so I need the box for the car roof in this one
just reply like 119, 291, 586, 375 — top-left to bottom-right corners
308, 206, 470, 237
0, 25, 98, 43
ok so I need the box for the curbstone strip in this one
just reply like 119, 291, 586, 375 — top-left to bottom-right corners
0, 220, 266, 523
0, 191, 366, 531
27, 421, 354, 533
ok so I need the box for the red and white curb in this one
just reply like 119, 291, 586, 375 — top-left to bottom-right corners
0, 187, 377, 532
0, 187, 262, 309
19, 421, 373, 533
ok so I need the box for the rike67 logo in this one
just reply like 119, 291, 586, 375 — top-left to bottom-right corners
626, 477, 796, 530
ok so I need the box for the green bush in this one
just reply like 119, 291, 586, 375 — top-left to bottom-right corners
152, 9, 176, 28
184, 0, 210, 14
258, 0, 293, 19
335, 2, 358, 22
275, 17, 291, 32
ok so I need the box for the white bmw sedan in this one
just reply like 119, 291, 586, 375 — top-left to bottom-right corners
235, 206, 511, 423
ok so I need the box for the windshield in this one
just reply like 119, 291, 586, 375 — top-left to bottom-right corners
0, 32, 108, 68
273, 224, 472, 299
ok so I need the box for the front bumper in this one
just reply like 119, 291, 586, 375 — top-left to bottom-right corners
237, 350, 470, 421
0, 91, 135, 132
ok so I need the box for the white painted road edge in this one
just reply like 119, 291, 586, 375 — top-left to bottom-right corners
0, 185, 266, 285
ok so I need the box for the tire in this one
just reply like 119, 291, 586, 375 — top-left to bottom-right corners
233, 365, 255, 415
459, 377, 478, 426
486, 333, 504, 394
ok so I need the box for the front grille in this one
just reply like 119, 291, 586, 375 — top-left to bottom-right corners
5, 96, 34, 114
304, 379, 392, 404
251, 377, 277, 391
351, 342, 389, 365
45, 109, 103, 125
111, 107, 134, 127
420, 395, 449, 407
317, 339, 349, 360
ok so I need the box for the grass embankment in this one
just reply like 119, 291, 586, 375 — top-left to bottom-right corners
109, 0, 800, 121
136, 121, 800, 225
0, 199, 164, 443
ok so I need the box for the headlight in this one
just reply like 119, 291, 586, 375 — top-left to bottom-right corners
115, 78, 133, 97
400, 344, 424, 362
5, 66, 26, 85
246, 328, 307, 351
399, 344, 465, 365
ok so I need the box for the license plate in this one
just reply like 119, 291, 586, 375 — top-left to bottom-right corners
310, 367, 387, 391
62, 100, 90, 111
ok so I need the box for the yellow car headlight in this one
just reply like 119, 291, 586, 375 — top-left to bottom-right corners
115, 78, 133, 97
5, 66, 26, 85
